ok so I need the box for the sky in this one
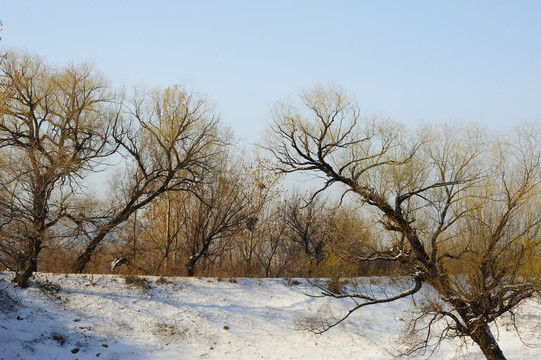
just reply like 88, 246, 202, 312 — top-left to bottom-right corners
1, 0, 540, 146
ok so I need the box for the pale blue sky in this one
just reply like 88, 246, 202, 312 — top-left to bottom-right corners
1, 1, 540, 145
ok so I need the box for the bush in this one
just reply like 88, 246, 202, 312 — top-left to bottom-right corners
155, 276, 171, 285
325, 277, 350, 295
123, 275, 151, 291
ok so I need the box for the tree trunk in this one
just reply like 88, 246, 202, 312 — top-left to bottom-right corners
470, 325, 507, 360
71, 247, 95, 274
13, 237, 41, 288
70, 181, 169, 273
13, 257, 37, 288
13, 183, 48, 288
164, 196, 171, 271
186, 237, 213, 277
186, 259, 196, 277
70, 223, 116, 273
70, 211, 132, 273
14, 204, 46, 288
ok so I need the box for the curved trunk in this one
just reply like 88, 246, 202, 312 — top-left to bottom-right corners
186, 236, 213, 277
13, 256, 37, 288
71, 249, 93, 274
70, 205, 137, 273
186, 259, 196, 277
470, 325, 506, 360
14, 187, 48, 288
70, 222, 117, 273
13, 234, 42, 288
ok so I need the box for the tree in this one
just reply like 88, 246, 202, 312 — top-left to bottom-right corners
251, 207, 292, 277
279, 193, 328, 273
0, 51, 119, 287
181, 161, 254, 277
137, 192, 184, 274
265, 84, 541, 360
69, 85, 224, 273
231, 158, 283, 277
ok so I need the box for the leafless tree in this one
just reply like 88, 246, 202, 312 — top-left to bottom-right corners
280, 193, 328, 271
0, 50, 119, 287
265, 84, 541, 360
69, 85, 224, 273
229, 159, 283, 277
180, 161, 255, 277
253, 210, 293, 277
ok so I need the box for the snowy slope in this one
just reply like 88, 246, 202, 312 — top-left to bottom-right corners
0, 272, 539, 360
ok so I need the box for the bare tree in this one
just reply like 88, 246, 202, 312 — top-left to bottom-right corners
265, 84, 541, 360
280, 193, 328, 272
69, 85, 224, 273
253, 209, 293, 277
0, 51, 119, 287
180, 161, 254, 277
230, 159, 283, 277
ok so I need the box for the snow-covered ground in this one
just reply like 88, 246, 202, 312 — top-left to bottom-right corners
0, 272, 540, 360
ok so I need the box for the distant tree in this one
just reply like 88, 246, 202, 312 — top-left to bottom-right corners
279, 193, 328, 272
232, 158, 283, 277
0, 50, 119, 287
252, 207, 292, 277
181, 160, 254, 277
265, 84, 541, 360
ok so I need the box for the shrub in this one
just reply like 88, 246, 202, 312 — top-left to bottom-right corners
123, 275, 151, 291
325, 276, 349, 295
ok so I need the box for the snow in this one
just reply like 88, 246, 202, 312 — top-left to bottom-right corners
0, 272, 540, 360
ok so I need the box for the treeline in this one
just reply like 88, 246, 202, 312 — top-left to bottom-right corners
0, 50, 393, 285
39, 187, 384, 278
1, 49, 540, 296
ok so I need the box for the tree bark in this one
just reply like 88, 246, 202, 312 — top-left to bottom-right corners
186, 259, 196, 277
13, 256, 37, 288
470, 325, 507, 360
186, 237, 213, 277
13, 185, 48, 288
70, 221, 119, 273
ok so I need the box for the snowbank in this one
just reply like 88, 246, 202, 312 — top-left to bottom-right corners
0, 273, 539, 359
